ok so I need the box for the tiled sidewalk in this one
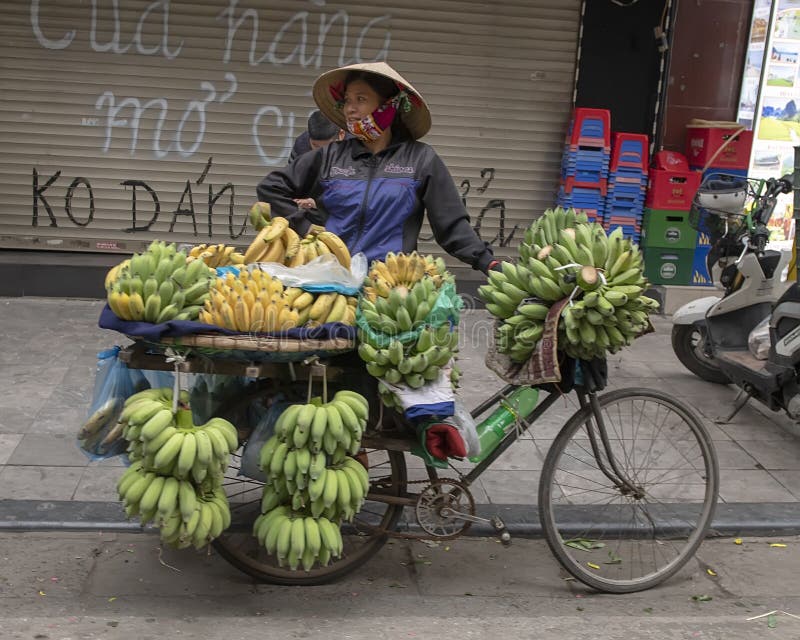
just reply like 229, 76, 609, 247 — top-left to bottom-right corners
1, 297, 799, 508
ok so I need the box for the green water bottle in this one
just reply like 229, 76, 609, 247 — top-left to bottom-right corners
468, 387, 539, 463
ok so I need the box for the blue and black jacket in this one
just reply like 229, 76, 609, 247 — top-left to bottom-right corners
256, 136, 495, 272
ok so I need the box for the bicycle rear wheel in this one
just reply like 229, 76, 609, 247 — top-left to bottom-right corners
209, 383, 408, 585
538, 387, 718, 593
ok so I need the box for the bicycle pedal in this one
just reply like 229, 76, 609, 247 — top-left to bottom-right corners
490, 516, 512, 546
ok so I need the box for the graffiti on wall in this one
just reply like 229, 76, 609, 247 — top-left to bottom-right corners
32, 158, 247, 239
32, 0, 392, 165
26, 1, 521, 250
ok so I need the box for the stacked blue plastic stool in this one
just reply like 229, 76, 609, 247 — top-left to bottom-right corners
603, 132, 649, 242
556, 108, 611, 224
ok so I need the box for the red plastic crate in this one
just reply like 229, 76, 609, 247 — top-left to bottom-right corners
646, 169, 702, 211
684, 125, 753, 170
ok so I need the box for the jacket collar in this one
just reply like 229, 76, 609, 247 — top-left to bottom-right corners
349, 132, 412, 160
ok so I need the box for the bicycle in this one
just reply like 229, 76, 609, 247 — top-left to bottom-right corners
120, 339, 719, 594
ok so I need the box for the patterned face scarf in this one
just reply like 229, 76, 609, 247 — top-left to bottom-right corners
331, 81, 415, 142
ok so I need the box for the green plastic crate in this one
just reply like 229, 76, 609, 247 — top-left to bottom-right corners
642, 208, 698, 250
643, 247, 694, 285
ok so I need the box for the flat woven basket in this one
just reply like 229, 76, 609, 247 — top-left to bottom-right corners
128, 333, 356, 363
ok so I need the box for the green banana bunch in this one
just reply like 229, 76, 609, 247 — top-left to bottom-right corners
482, 207, 657, 363
357, 321, 458, 409
157, 486, 232, 549
122, 399, 237, 482
359, 275, 443, 335
252, 390, 371, 570
113, 387, 241, 552
253, 509, 342, 571
107, 240, 215, 323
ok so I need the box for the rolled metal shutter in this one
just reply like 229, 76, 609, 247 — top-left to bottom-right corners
0, 0, 580, 276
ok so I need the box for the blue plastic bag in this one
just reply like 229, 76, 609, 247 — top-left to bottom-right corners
77, 347, 139, 460
239, 396, 291, 482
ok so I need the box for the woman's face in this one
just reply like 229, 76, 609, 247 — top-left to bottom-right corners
342, 79, 383, 123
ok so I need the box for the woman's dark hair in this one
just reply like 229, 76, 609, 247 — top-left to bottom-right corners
343, 70, 413, 140
343, 70, 397, 101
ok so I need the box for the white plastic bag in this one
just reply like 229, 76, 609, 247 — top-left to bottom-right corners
252, 253, 367, 295
379, 364, 479, 458
748, 316, 771, 360
381, 367, 456, 410
451, 396, 480, 458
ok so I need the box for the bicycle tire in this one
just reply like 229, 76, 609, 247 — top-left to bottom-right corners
209, 381, 408, 585
538, 387, 719, 593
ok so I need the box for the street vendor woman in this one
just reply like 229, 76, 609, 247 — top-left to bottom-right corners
257, 62, 494, 460
256, 61, 498, 275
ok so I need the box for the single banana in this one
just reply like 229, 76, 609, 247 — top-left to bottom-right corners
175, 431, 197, 478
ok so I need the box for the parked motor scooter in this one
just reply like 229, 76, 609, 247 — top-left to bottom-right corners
671, 162, 800, 424
671, 172, 794, 385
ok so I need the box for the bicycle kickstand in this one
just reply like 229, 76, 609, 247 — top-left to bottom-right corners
715, 388, 751, 424
438, 508, 512, 546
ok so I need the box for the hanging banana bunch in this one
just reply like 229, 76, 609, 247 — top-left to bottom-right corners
480, 207, 658, 363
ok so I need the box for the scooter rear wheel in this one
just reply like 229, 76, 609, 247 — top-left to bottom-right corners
671, 324, 730, 384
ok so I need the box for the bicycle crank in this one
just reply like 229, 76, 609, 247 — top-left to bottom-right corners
412, 479, 511, 545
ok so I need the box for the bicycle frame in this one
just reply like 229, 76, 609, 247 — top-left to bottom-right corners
365, 384, 642, 511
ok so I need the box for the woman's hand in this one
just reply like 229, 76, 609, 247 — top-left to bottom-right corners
293, 197, 317, 210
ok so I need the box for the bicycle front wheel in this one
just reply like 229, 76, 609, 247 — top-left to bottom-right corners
538, 387, 719, 593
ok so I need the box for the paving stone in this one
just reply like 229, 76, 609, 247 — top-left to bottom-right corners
1, 300, 800, 512
0, 434, 23, 464
0, 405, 40, 435
479, 469, 542, 504
737, 439, 800, 470
770, 470, 800, 500
0, 465, 84, 500
704, 440, 759, 470
73, 465, 126, 502
717, 469, 798, 503
6, 434, 90, 467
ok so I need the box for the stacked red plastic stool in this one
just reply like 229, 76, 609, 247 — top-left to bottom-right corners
603, 132, 649, 242
556, 108, 611, 224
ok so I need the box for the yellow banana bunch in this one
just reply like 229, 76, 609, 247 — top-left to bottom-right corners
243, 216, 292, 263
197, 269, 357, 331
363, 251, 452, 300
187, 243, 245, 268
284, 229, 352, 270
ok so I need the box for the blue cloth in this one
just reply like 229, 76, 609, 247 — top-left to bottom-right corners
98, 304, 357, 342
405, 401, 455, 422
